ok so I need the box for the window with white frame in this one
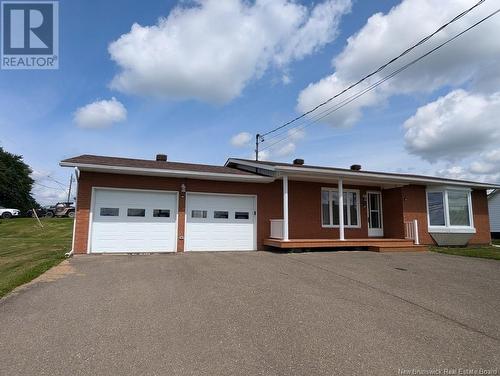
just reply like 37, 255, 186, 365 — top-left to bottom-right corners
426, 188, 473, 229
321, 188, 360, 227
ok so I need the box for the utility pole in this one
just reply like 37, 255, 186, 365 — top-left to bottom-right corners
67, 174, 73, 203
255, 133, 261, 161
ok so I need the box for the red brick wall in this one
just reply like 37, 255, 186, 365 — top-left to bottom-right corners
470, 189, 491, 245
288, 180, 381, 239
73, 171, 282, 254
73, 172, 492, 253
401, 185, 433, 245
400, 185, 491, 245
382, 188, 404, 239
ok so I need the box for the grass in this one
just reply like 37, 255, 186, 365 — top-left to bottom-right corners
431, 244, 500, 260
0, 218, 73, 298
492, 239, 500, 246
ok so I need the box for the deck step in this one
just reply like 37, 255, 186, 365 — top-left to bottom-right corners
368, 245, 428, 253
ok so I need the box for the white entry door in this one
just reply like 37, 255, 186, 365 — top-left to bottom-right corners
90, 188, 177, 253
185, 193, 256, 251
367, 191, 384, 237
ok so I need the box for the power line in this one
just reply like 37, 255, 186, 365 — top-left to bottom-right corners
33, 181, 67, 193
255, 0, 488, 158
46, 175, 67, 188
259, 6, 500, 153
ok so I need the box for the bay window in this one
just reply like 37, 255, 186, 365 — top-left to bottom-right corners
321, 188, 360, 228
426, 188, 474, 231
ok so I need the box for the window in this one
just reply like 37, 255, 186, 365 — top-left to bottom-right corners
426, 189, 473, 230
191, 210, 207, 218
153, 209, 170, 218
127, 208, 145, 217
235, 211, 249, 219
427, 192, 445, 226
214, 211, 229, 219
321, 189, 360, 227
100, 208, 119, 217
448, 191, 470, 226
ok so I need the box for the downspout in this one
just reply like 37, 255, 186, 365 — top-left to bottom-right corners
65, 167, 79, 258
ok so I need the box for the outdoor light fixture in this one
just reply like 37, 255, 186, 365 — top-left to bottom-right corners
181, 183, 186, 193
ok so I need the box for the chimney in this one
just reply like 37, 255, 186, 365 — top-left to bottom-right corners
293, 158, 304, 166
156, 154, 168, 162
350, 164, 361, 171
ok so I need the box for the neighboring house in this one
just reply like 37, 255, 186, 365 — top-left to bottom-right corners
488, 189, 500, 239
60, 154, 500, 254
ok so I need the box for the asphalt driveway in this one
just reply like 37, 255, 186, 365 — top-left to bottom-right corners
0, 251, 499, 375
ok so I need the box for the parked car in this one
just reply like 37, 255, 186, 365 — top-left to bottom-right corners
0, 206, 21, 219
45, 202, 75, 218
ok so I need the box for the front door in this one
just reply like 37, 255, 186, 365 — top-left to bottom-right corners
367, 192, 383, 237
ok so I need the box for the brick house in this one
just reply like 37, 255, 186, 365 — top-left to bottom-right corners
60, 154, 499, 254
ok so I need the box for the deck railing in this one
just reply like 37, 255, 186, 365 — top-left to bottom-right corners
270, 219, 284, 239
404, 219, 420, 245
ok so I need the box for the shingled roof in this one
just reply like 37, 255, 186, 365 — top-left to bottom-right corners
61, 155, 255, 176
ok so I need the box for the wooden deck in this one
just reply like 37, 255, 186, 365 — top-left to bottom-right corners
264, 238, 428, 252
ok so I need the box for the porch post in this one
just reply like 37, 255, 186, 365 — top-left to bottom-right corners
283, 175, 289, 241
338, 177, 345, 240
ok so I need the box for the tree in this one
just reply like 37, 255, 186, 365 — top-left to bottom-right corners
0, 147, 38, 212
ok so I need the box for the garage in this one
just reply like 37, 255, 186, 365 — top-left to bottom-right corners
90, 188, 178, 253
185, 193, 256, 251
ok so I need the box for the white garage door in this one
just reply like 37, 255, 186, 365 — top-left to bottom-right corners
185, 193, 256, 251
90, 189, 177, 253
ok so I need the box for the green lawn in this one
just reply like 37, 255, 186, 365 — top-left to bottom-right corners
431, 245, 500, 260
0, 218, 73, 298
492, 239, 500, 246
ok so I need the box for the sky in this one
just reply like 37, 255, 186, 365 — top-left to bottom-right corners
1, 0, 499, 205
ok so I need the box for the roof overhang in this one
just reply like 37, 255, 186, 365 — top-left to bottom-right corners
226, 158, 500, 190
59, 161, 274, 183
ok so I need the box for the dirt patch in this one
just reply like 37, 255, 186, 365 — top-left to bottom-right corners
29, 260, 78, 284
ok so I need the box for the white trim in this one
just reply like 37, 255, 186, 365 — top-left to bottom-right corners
88, 187, 179, 253
60, 162, 273, 183
184, 191, 258, 251
338, 179, 344, 240
225, 159, 500, 189
321, 187, 362, 229
367, 191, 384, 237
425, 187, 475, 233
283, 176, 289, 241
70, 168, 79, 254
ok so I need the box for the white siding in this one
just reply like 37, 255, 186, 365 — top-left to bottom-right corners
488, 191, 500, 232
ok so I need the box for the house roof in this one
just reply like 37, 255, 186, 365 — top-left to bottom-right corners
226, 158, 500, 190
60, 155, 272, 182
60, 154, 500, 189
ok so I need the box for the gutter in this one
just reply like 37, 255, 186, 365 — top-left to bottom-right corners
66, 167, 79, 258
59, 162, 274, 183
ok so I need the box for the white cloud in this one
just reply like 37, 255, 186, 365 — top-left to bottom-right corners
109, 0, 351, 103
30, 170, 71, 205
31, 185, 68, 206
469, 149, 500, 175
230, 131, 253, 147
74, 98, 127, 129
288, 128, 305, 141
297, 0, 500, 127
403, 90, 500, 161
254, 128, 306, 160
